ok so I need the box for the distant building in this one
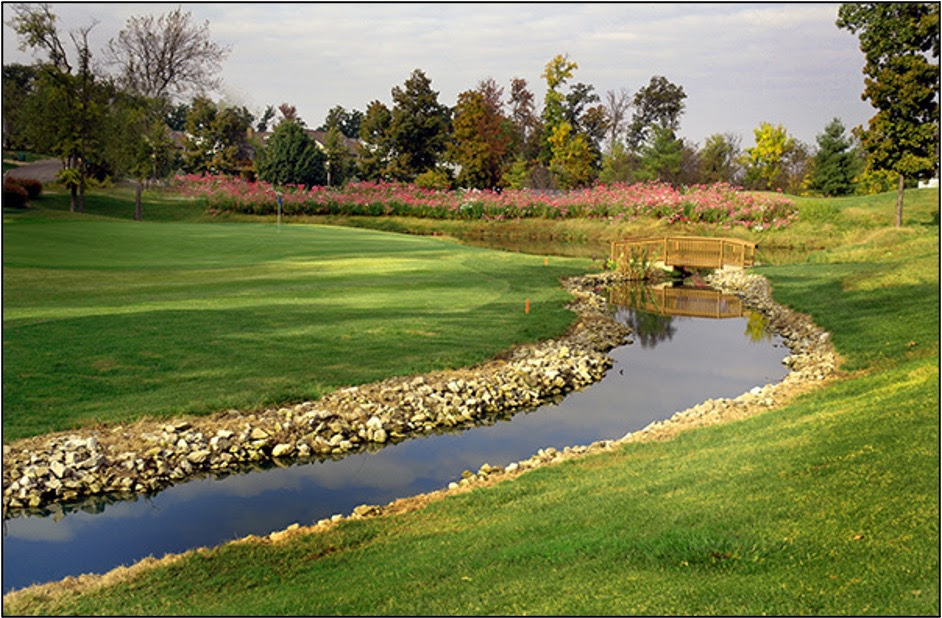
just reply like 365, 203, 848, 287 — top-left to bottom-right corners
917, 177, 939, 189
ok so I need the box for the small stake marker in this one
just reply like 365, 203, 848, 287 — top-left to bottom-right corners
525, 298, 530, 314
544, 257, 548, 266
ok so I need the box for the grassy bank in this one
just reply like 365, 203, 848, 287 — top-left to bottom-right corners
2, 188, 938, 614
3, 192, 591, 441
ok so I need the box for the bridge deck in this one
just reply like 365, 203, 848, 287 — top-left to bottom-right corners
610, 236, 756, 273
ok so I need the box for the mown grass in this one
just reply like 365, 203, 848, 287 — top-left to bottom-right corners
3, 191, 591, 441
2, 187, 938, 615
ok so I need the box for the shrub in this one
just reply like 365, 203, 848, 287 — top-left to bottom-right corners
3, 182, 29, 208
414, 168, 453, 191
5, 176, 43, 199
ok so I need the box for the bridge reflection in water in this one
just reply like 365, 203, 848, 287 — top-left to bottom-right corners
610, 282, 744, 319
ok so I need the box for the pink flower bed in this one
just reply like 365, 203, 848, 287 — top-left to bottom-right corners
172, 174, 797, 229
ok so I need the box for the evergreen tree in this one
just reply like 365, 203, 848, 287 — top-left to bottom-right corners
808, 118, 862, 196
636, 125, 684, 184
256, 119, 325, 187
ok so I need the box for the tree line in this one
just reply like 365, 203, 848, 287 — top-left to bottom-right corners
3, 3, 938, 224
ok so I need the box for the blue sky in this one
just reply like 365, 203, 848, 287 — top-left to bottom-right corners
2, 2, 874, 148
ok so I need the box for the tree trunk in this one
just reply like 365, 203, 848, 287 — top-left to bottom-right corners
895, 173, 905, 227
69, 184, 77, 212
78, 168, 86, 213
135, 181, 143, 221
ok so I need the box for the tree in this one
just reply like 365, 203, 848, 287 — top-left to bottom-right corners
181, 96, 252, 175
386, 69, 451, 181
103, 92, 176, 219
255, 105, 275, 132
318, 105, 363, 139
2, 63, 40, 149
106, 6, 229, 101
603, 88, 631, 155
448, 89, 511, 188
541, 54, 578, 132
507, 77, 541, 162
9, 4, 104, 212
356, 100, 392, 181
256, 118, 325, 187
636, 125, 684, 184
808, 118, 862, 196
599, 142, 636, 184
837, 2, 940, 226
741, 122, 799, 191
322, 125, 353, 186
548, 121, 595, 189
626, 76, 686, 151
698, 133, 743, 184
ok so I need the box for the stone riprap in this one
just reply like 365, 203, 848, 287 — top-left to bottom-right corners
2, 274, 632, 517
0, 268, 840, 604
396, 268, 839, 500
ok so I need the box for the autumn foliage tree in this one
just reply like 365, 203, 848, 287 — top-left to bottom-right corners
741, 122, 800, 191
448, 88, 511, 188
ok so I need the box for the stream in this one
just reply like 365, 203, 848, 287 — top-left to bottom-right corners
2, 281, 789, 593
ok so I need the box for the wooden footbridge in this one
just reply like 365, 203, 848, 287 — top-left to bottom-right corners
610, 236, 756, 273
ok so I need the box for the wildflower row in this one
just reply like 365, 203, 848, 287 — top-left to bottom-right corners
172, 175, 797, 229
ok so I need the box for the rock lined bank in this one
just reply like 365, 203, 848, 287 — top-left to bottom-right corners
2, 275, 632, 516
382, 268, 839, 500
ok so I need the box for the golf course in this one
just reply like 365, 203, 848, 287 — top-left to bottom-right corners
1, 183, 937, 615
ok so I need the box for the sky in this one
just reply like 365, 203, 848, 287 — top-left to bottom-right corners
2, 2, 876, 148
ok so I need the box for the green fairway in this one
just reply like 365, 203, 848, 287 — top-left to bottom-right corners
2, 210, 590, 441
2, 188, 938, 615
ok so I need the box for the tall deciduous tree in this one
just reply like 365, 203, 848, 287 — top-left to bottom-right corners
698, 133, 742, 184
507, 77, 541, 162
603, 88, 631, 155
9, 3, 102, 212
808, 118, 862, 196
181, 96, 252, 175
106, 6, 229, 101
2, 63, 40, 149
548, 121, 595, 189
741, 122, 799, 191
386, 69, 451, 181
626, 75, 686, 151
541, 54, 578, 135
448, 89, 511, 189
837, 2, 939, 226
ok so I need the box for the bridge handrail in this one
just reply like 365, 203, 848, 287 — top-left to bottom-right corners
610, 236, 757, 271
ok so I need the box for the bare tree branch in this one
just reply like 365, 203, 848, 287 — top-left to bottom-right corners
106, 6, 230, 100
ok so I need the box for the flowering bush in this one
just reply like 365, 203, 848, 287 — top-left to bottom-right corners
171, 174, 797, 230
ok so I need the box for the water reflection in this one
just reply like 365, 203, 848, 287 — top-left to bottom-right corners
3, 282, 789, 593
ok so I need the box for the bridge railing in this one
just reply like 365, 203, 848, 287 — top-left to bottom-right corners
610, 236, 756, 272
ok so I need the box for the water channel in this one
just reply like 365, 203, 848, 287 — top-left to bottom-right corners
2, 281, 790, 593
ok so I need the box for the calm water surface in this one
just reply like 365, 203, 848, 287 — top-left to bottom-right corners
2, 283, 789, 592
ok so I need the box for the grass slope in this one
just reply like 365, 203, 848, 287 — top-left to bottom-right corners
2, 188, 938, 615
3, 196, 590, 441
